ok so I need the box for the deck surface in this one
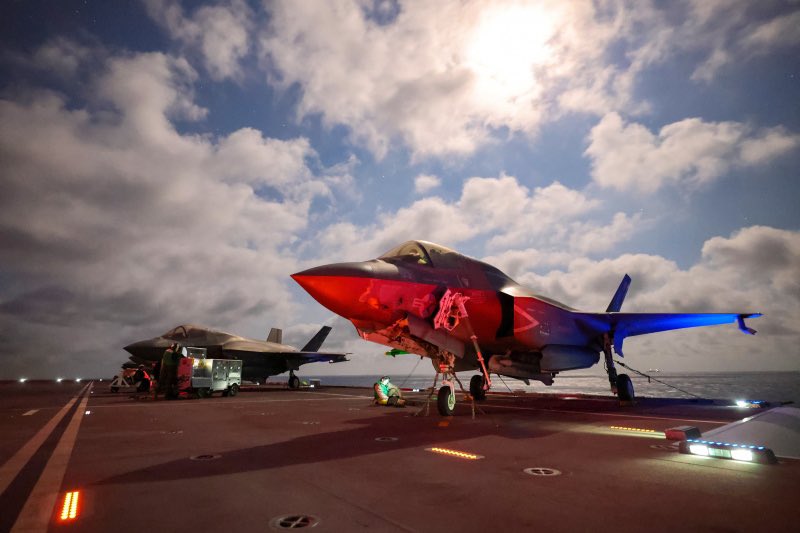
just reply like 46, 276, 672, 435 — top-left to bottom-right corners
0, 381, 796, 532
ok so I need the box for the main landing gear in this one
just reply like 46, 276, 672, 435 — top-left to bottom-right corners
469, 374, 487, 401
603, 334, 634, 402
288, 370, 300, 389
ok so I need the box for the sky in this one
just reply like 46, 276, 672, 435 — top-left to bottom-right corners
0, 0, 798, 381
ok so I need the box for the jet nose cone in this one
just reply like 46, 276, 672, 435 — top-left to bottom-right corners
123, 338, 168, 360
292, 262, 375, 318
123, 340, 146, 355
292, 262, 374, 280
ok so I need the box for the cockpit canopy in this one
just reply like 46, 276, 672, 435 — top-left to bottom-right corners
163, 325, 207, 340
378, 240, 463, 269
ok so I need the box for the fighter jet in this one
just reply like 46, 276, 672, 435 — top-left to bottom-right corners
123, 324, 348, 388
292, 240, 760, 415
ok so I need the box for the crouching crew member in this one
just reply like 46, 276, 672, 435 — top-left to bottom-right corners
373, 376, 406, 407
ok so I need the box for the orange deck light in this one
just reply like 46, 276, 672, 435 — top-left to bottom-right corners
59, 491, 80, 521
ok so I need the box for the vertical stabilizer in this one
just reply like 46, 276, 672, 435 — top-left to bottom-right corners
606, 274, 632, 313
267, 328, 283, 344
301, 326, 332, 352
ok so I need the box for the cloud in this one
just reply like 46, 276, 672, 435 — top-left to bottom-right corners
258, 0, 659, 159
306, 174, 638, 266
0, 43, 349, 378
257, 1, 800, 160
690, 4, 800, 82
413, 174, 441, 194
144, 0, 253, 81
586, 113, 800, 193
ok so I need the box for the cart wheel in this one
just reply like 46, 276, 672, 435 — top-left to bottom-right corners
110, 387, 119, 393
228, 384, 239, 397
196, 387, 211, 398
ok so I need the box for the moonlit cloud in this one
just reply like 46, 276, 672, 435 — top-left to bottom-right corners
0, 0, 797, 378
413, 174, 441, 194
586, 113, 800, 193
0, 43, 350, 378
144, 0, 253, 81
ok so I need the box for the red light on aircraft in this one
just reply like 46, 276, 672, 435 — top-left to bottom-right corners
59, 491, 80, 521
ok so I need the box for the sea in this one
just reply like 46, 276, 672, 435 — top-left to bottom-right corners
291, 371, 800, 405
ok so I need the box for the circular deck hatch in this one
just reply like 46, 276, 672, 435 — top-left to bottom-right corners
523, 467, 561, 476
270, 515, 320, 529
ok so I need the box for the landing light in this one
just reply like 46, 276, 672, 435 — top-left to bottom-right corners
19, 378, 27, 383
56, 378, 63, 383
59, 491, 80, 521
680, 439, 776, 464
76, 378, 81, 382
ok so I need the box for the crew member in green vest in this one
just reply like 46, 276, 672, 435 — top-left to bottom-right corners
157, 343, 180, 400
373, 376, 405, 407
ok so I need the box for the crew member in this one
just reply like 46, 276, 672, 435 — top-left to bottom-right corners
133, 364, 151, 395
373, 376, 405, 407
157, 343, 179, 400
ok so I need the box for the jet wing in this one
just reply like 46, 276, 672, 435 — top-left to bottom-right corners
575, 312, 761, 356
221, 340, 348, 364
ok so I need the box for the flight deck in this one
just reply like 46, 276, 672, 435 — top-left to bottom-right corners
0, 381, 796, 532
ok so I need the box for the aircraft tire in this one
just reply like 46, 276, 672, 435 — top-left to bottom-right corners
469, 374, 486, 401
437, 385, 456, 416
289, 376, 300, 389
616, 374, 634, 402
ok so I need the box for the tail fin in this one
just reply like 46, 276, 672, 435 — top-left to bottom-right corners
301, 326, 332, 352
267, 328, 282, 344
606, 274, 632, 312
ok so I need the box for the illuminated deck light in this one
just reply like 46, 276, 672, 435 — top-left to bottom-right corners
59, 491, 80, 521
681, 439, 776, 464
426, 447, 484, 460
731, 449, 754, 462
688, 444, 709, 456
610, 425, 660, 435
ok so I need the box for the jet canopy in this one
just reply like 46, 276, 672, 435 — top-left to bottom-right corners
163, 324, 207, 340
378, 240, 463, 268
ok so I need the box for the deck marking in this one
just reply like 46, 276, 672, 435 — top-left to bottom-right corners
22, 410, 38, 417
0, 383, 89, 497
484, 403, 728, 425
11, 382, 92, 533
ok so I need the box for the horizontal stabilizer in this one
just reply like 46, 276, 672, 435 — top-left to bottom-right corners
606, 274, 632, 313
575, 312, 762, 356
302, 326, 332, 352
267, 328, 282, 344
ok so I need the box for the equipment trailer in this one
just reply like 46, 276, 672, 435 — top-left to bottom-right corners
176, 348, 242, 398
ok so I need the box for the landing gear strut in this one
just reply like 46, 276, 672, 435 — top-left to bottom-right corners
603, 333, 634, 402
288, 371, 300, 389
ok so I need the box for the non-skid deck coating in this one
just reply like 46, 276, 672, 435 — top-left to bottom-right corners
0, 381, 797, 533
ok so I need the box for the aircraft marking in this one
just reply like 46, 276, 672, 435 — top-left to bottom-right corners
22, 410, 38, 416
512, 305, 540, 333
12, 383, 93, 533
0, 384, 89, 497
